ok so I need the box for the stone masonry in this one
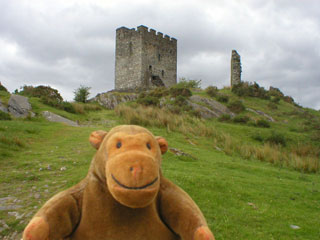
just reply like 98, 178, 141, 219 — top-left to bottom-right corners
230, 50, 242, 86
115, 25, 177, 90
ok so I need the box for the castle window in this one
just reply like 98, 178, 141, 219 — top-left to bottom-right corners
129, 42, 133, 56
158, 54, 161, 61
149, 65, 152, 71
161, 70, 164, 77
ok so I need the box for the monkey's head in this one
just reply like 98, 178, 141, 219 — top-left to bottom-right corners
89, 125, 168, 208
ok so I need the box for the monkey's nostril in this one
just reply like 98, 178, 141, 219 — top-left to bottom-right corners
129, 167, 134, 172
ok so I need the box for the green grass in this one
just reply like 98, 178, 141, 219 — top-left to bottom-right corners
0, 92, 320, 239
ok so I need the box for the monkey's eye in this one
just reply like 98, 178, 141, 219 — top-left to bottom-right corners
116, 141, 122, 148
146, 143, 151, 150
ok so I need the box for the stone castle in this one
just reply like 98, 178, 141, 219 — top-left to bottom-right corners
115, 25, 177, 90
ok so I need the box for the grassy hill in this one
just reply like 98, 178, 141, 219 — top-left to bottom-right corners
0, 84, 319, 239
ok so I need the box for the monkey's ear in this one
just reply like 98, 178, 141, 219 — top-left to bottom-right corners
156, 137, 168, 155
89, 130, 108, 150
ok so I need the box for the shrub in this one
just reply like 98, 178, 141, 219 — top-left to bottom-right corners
271, 96, 281, 104
228, 100, 245, 113
283, 96, 294, 104
218, 114, 231, 122
266, 131, 286, 146
178, 78, 201, 89
0, 83, 8, 92
137, 96, 159, 106
256, 119, 270, 128
216, 94, 229, 103
148, 87, 169, 98
205, 86, 218, 97
232, 115, 250, 124
20, 85, 63, 103
62, 102, 76, 113
74, 85, 91, 103
169, 86, 192, 98
0, 111, 11, 120
267, 102, 278, 110
269, 86, 284, 98
173, 95, 187, 107
252, 133, 264, 142
232, 82, 269, 99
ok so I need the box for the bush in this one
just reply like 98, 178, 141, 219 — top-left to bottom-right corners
252, 133, 264, 142
218, 114, 231, 122
173, 95, 187, 107
232, 82, 269, 99
137, 96, 159, 106
232, 115, 250, 124
266, 131, 286, 146
283, 96, 294, 104
269, 86, 284, 98
216, 94, 229, 103
205, 86, 218, 97
0, 83, 8, 92
228, 100, 245, 113
62, 102, 76, 113
169, 86, 192, 98
267, 102, 278, 110
20, 85, 63, 103
148, 87, 169, 98
271, 96, 281, 104
0, 111, 11, 120
74, 85, 91, 103
256, 119, 270, 128
178, 78, 201, 89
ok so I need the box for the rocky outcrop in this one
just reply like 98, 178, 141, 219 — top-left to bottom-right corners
246, 108, 275, 122
188, 95, 235, 119
42, 111, 79, 127
92, 92, 138, 109
8, 95, 33, 118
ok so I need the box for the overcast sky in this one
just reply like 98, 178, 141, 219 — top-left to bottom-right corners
1, 0, 319, 109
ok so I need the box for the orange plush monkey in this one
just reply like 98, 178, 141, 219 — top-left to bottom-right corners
23, 125, 215, 240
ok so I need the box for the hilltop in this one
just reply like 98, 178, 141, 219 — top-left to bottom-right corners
0, 81, 319, 239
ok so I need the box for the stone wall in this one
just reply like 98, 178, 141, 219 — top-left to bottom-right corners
230, 50, 242, 86
115, 25, 177, 90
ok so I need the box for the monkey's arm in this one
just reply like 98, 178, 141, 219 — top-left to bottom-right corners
23, 183, 84, 240
158, 178, 215, 240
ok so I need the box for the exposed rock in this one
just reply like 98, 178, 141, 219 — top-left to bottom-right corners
169, 148, 198, 160
0, 100, 8, 113
92, 92, 138, 109
188, 95, 235, 119
42, 111, 79, 127
8, 95, 32, 118
246, 108, 275, 122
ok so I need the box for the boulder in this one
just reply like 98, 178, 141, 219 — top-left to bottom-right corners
8, 95, 32, 118
246, 108, 275, 122
92, 92, 138, 109
188, 95, 235, 119
42, 111, 79, 127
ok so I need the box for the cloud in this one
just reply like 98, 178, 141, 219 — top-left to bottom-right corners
0, 0, 319, 109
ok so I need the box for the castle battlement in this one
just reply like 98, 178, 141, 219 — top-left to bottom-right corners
116, 25, 177, 43
115, 25, 177, 90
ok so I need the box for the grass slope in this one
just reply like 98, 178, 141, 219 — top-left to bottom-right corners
0, 93, 319, 239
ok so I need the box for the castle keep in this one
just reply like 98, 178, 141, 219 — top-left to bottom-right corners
115, 25, 177, 90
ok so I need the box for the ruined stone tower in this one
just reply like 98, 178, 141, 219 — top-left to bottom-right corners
230, 50, 242, 86
115, 25, 177, 90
